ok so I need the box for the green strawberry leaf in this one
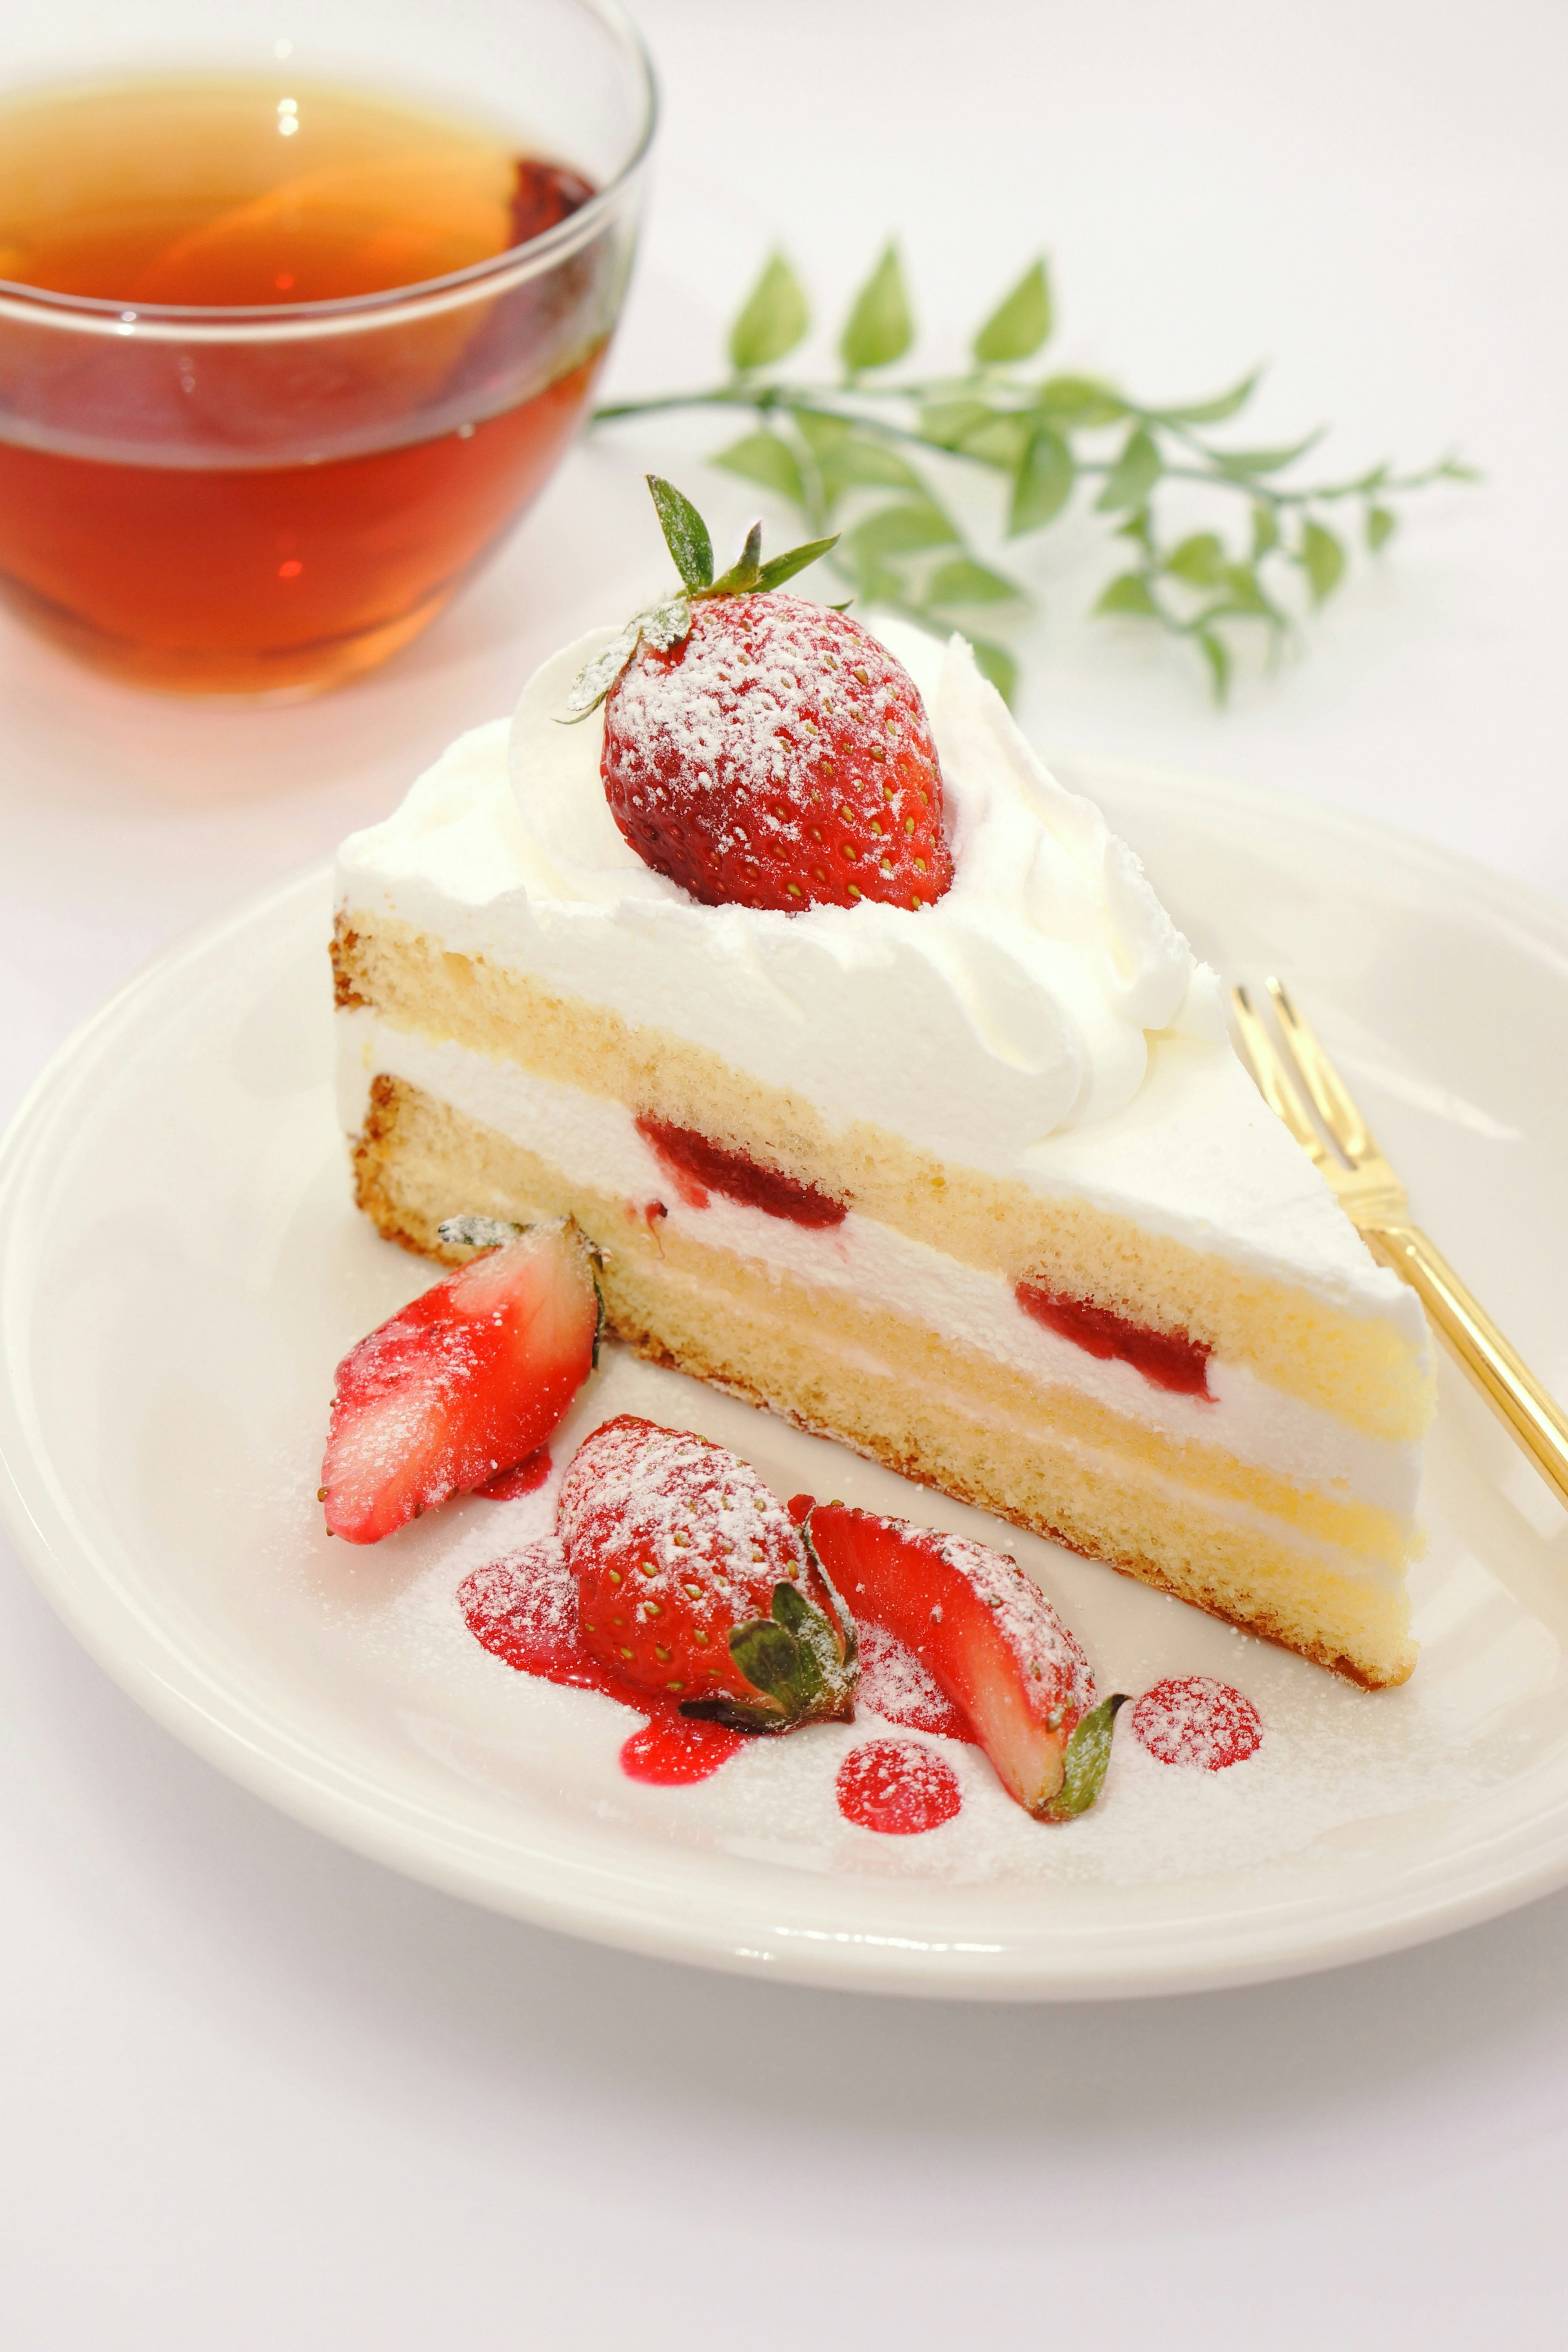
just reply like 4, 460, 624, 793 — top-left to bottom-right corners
840, 244, 914, 373
973, 258, 1053, 364
755, 535, 839, 592
1039, 1693, 1128, 1821
728, 251, 811, 373
707, 517, 764, 597
646, 475, 714, 592
728, 1616, 803, 1703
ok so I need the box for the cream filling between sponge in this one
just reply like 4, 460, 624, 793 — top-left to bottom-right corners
336, 1007, 1421, 1530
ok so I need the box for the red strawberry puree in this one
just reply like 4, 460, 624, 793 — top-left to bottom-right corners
459, 1547, 743, 1785
837, 1740, 962, 1834
1130, 1675, 1263, 1769
459, 1545, 971, 1822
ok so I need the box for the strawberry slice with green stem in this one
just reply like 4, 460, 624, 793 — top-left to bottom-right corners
321, 1217, 601, 1544
800, 1501, 1126, 1822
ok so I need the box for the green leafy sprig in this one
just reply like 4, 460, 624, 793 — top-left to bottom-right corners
593, 247, 1476, 702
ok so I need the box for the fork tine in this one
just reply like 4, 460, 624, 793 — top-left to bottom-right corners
1228, 984, 1334, 1173
1265, 978, 1380, 1165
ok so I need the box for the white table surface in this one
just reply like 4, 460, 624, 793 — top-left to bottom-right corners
4, 0, 1566, 2340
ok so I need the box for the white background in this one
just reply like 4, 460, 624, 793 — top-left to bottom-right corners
3, 0, 1566, 2341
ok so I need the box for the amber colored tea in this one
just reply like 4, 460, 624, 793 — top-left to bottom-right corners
0, 75, 614, 693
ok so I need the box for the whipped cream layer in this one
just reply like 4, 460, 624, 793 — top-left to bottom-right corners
336, 616, 1422, 1336
340, 621, 1206, 1168
338, 1008, 1421, 1552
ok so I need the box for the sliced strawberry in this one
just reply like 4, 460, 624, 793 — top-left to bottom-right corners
558, 1415, 858, 1732
803, 1503, 1125, 1821
321, 1219, 600, 1544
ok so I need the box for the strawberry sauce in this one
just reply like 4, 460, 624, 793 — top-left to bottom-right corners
1130, 1675, 1263, 1769
636, 1115, 846, 1228
837, 1740, 963, 1834
458, 1549, 744, 1784
479, 1447, 552, 1499
1016, 1281, 1212, 1397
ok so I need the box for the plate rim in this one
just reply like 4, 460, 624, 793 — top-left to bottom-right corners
6, 757, 1568, 2001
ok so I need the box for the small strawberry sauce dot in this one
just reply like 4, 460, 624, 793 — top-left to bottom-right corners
479, 1447, 552, 1500
836, 1739, 962, 1835
1130, 1676, 1263, 1770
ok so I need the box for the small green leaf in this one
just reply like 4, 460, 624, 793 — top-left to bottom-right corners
707, 518, 764, 597
1095, 426, 1162, 512
1299, 519, 1346, 603
1095, 570, 1160, 619
845, 498, 960, 563
1366, 504, 1397, 552
959, 413, 1034, 473
1009, 425, 1074, 535
1117, 508, 1154, 552
1198, 630, 1232, 702
967, 638, 1018, 702
791, 408, 852, 457
840, 244, 914, 373
1039, 1695, 1127, 1821
818, 434, 924, 507
754, 535, 838, 592
1218, 563, 1272, 617
1036, 374, 1127, 425
918, 398, 994, 449
1153, 368, 1260, 425
646, 474, 713, 591
1163, 532, 1227, 587
924, 559, 1020, 608
728, 1617, 800, 1704
973, 257, 1053, 364
728, 251, 811, 373
1212, 431, 1322, 477
1251, 502, 1279, 558
712, 431, 806, 507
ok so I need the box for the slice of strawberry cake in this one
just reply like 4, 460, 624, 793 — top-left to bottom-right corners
333, 481, 1434, 1690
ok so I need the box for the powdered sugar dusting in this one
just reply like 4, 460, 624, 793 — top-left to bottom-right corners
929, 1529, 1096, 1724
599, 594, 951, 910
856, 1621, 973, 1741
557, 1413, 812, 1640
1131, 1675, 1264, 1770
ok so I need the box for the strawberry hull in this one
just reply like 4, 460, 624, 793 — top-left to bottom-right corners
322, 1221, 599, 1544
804, 1505, 1114, 1821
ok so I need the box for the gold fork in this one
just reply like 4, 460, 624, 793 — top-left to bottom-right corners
1231, 978, 1568, 1511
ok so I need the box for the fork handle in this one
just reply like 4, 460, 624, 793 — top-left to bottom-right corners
1365, 1222, 1568, 1512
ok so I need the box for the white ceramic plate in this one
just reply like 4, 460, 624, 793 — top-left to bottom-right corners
4, 757, 1567, 2000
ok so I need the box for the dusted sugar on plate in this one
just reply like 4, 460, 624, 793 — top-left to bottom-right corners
332, 503, 1434, 1691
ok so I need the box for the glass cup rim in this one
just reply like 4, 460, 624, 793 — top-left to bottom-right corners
0, 0, 657, 339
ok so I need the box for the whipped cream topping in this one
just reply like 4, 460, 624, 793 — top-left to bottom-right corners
491, 618, 1207, 1158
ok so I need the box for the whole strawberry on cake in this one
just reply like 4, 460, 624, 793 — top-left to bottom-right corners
334, 477, 1434, 1690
